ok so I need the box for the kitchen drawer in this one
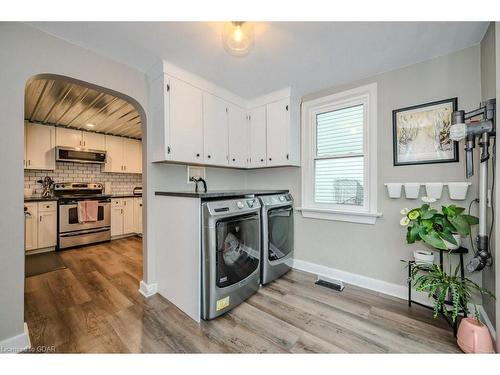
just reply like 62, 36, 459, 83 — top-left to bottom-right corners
112, 198, 123, 207
38, 201, 57, 212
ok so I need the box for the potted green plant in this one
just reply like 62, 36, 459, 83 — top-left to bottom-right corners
400, 199, 479, 250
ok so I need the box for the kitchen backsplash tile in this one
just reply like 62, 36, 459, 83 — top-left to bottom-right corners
24, 162, 142, 195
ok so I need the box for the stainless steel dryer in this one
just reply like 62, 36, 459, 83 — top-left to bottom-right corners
201, 197, 261, 320
258, 193, 294, 285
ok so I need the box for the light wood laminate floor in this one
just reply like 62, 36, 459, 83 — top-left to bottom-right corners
24, 237, 461, 353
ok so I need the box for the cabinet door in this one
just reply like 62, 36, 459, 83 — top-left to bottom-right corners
169, 76, 203, 163
122, 198, 135, 234
82, 132, 105, 150
25, 123, 55, 170
134, 197, 143, 234
103, 135, 124, 173
25, 203, 38, 251
266, 98, 290, 166
203, 93, 228, 166
248, 106, 267, 168
55, 127, 82, 149
123, 138, 142, 174
38, 210, 57, 248
228, 104, 248, 168
111, 202, 124, 237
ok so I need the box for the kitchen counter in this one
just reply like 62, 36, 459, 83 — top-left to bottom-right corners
111, 194, 142, 198
155, 190, 289, 199
24, 196, 58, 202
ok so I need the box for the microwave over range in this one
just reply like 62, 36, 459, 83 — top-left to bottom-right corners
56, 146, 106, 164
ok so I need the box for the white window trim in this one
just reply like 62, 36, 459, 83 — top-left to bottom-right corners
299, 82, 381, 224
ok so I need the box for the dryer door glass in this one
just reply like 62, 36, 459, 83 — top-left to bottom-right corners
215, 213, 260, 288
267, 206, 293, 261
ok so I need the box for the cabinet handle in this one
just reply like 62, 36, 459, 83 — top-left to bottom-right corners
286, 154, 289, 160
121, 209, 123, 214
28, 160, 31, 166
39, 215, 42, 222
166, 84, 170, 92
286, 105, 289, 111
83, 141, 86, 147
167, 146, 171, 154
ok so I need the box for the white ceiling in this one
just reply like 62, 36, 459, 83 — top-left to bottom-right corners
30, 22, 489, 98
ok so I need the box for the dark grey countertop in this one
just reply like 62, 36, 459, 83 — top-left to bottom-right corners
155, 190, 289, 199
24, 196, 58, 202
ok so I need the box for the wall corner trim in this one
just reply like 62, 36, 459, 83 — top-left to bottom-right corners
292, 258, 432, 306
0, 323, 31, 354
139, 280, 158, 298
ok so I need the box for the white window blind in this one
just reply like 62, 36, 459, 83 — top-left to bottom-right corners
314, 104, 365, 207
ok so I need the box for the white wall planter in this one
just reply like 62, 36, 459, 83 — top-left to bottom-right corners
447, 182, 471, 200
443, 233, 462, 250
404, 183, 420, 199
385, 183, 402, 198
413, 250, 434, 265
425, 183, 444, 200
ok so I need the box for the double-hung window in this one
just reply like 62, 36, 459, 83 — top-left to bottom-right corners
301, 83, 380, 224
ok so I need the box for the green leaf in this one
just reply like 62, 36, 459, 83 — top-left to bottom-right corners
438, 230, 457, 246
462, 214, 479, 225
420, 230, 447, 249
449, 215, 470, 236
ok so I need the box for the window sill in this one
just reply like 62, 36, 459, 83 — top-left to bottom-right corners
297, 207, 382, 224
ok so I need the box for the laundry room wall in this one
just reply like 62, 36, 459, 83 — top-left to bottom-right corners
246, 45, 483, 291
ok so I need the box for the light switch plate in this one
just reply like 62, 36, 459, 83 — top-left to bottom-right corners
187, 165, 206, 184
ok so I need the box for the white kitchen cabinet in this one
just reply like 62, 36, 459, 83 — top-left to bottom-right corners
228, 104, 248, 168
122, 198, 135, 234
169, 76, 204, 164
38, 202, 57, 248
111, 199, 124, 237
203, 92, 228, 166
82, 131, 105, 150
123, 138, 142, 174
24, 201, 57, 251
266, 98, 290, 166
248, 106, 267, 168
25, 123, 55, 170
134, 197, 143, 234
103, 135, 142, 174
56, 127, 105, 150
55, 127, 82, 149
24, 202, 38, 251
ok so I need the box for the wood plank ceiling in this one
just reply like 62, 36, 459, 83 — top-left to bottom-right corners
25, 78, 142, 139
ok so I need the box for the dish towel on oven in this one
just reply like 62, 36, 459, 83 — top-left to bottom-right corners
77, 201, 87, 223
85, 200, 98, 222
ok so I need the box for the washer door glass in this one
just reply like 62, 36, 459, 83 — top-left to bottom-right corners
215, 213, 260, 288
268, 206, 293, 261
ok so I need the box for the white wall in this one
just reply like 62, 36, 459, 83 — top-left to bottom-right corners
247, 46, 483, 288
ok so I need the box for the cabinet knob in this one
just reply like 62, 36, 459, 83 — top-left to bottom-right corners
269, 158, 272, 161
207, 155, 211, 159
261, 158, 264, 162
232, 158, 236, 162
196, 153, 200, 158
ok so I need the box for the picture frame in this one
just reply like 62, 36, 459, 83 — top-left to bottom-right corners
392, 97, 458, 166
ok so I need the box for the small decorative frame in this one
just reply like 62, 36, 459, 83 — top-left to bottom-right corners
393, 98, 458, 166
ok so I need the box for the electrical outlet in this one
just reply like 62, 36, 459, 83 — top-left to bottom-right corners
187, 165, 206, 184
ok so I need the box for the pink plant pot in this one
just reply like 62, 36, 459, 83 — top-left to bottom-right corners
457, 317, 495, 354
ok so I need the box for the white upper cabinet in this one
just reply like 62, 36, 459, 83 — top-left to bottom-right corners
82, 132, 105, 150
148, 62, 300, 169
123, 138, 142, 174
203, 92, 228, 166
103, 135, 124, 173
103, 135, 142, 174
55, 127, 82, 149
228, 104, 248, 168
169, 76, 204, 164
25, 123, 55, 170
248, 106, 267, 168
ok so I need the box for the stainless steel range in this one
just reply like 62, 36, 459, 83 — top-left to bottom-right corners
54, 182, 111, 249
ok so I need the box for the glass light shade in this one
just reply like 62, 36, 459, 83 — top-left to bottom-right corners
222, 22, 254, 57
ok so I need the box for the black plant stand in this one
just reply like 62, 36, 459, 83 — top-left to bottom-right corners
407, 246, 468, 337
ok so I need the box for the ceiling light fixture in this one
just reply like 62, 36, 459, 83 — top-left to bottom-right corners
222, 22, 254, 57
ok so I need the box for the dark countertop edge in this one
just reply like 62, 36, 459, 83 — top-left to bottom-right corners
25, 194, 142, 202
24, 197, 59, 202
155, 190, 289, 199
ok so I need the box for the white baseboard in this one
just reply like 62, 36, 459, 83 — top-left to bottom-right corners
292, 258, 434, 307
139, 280, 158, 298
0, 323, 31, 353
